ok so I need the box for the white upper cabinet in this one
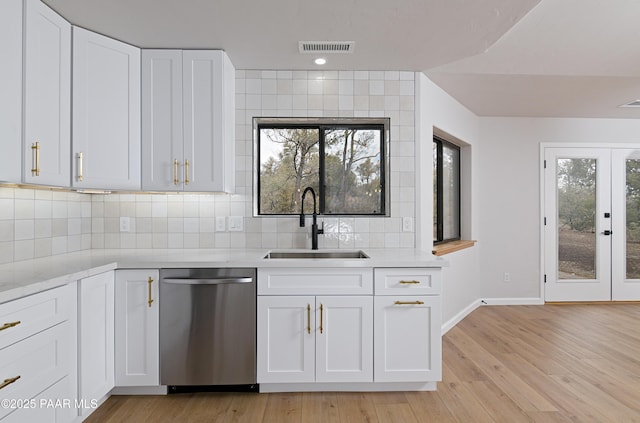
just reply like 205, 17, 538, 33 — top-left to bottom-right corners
23, 0, 71, 187
72, 27, 141, 190
141, 50, 183, 191
142, 49, 235, 192
0, 0, 23, 183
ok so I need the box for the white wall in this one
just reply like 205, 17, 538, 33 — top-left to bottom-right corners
478, 117, 640, 301
417, 74, 481, 327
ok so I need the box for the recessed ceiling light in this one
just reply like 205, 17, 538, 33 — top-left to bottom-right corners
314, 58, 327, 65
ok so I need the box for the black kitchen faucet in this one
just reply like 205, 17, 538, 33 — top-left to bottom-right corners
299, 187, 324, 250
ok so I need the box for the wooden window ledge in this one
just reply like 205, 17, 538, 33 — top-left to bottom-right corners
432, 240, 476, 256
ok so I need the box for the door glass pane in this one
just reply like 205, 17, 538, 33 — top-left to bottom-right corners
557, 158, 596, 279
626, 159, 640, 279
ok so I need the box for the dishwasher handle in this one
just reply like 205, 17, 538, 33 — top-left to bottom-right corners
162, 277, 253, 285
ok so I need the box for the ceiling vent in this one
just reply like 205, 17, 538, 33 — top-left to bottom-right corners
299, 41, 355, 54
620, 100, 640, 108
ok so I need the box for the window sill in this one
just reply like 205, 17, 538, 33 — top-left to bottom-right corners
432, 240, 477, 256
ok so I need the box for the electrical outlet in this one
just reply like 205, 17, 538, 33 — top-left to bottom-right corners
119, 217, 130, 232
229, 216, 244, 232
503, 272, 511, 282
215, 216, 226, 232
402, 217, 413, 232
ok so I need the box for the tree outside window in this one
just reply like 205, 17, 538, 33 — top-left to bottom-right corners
257, 120, 387, 216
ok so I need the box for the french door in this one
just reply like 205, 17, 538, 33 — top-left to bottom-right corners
544, 147, 640, 301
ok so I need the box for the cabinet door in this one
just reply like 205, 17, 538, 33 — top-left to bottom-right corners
0, 0, 22, 183
141, 49, 183, 191
23, 0, 71, 187
79, 271, 115, 415
114, 269, 159, 387
315, 296, 373, 383
374, 295, 441, 382
182, 50, 234, 192
257, 296, 315, 383
72, 27, 141, 190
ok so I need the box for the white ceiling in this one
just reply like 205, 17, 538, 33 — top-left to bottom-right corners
43, 0, 640, 118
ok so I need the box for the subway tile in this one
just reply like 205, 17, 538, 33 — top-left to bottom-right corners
14, 239, 34, 261
0, 241, 13, 264
34, 219, 52, 239
0, 221, 14, 241
0, 199, 14, 220
15, 199, 34, 219
14, 219, 35, 241
34, 238, 52, 258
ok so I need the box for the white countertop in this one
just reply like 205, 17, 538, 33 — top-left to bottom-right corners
0, 248, 447, 304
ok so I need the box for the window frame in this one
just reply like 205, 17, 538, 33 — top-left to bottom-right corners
254, 117, 390, 217
433, 135, 461, 244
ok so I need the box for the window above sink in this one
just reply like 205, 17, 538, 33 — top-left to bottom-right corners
254, 117, 390, 217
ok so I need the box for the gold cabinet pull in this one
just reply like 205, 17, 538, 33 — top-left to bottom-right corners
184, 159, 190, 185
399, 280, 420, 285
0, 376, 20, 391
319, 303, 324, 334
77, 152, 84, 182
306, 304, 311, 334
173, 159, 179, 185
394, 301, 425, 305
31, 142, 40, 176
0, 321, 21, 331
148, 277, 154, 307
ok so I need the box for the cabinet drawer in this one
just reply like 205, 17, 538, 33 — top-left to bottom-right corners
258, 268, 373, 295
374, 268, 441, 295
2, 375, 76, 423
0, 322, 73, 420
0, 284, 74, 349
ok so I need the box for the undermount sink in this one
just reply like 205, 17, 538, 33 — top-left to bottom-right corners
263, 250, 369, 259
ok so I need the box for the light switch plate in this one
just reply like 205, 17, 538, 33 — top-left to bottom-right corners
119, 217, 130, 232
402, 217, 413, 232
215, 216, 226, 231
229, 216, 244, 232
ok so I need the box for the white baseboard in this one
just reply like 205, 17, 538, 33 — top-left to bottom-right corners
441, 299, 481, 334
480, 297, 544, 306
441, 297, 544, 334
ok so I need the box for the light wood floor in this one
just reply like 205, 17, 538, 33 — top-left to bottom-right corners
86, 304, 640, 422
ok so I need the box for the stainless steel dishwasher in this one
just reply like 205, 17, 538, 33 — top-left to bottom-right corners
159, 268, 257, 392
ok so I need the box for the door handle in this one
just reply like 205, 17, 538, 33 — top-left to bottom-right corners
602, 230, 612, 236
148, 276, 154, 307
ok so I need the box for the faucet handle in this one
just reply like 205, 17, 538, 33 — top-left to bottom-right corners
318, 220, 324, 234
299, 213, 305, 227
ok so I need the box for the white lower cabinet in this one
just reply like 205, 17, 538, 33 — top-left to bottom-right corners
373, 295, 441, 382
78, 271, 114, 418
114, 270, 160, 387
257, 266, 442, 391
257, 268, 374, 387
257, 295, 373, 384
0, 283, 77, 423
373, 268, 442, 383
